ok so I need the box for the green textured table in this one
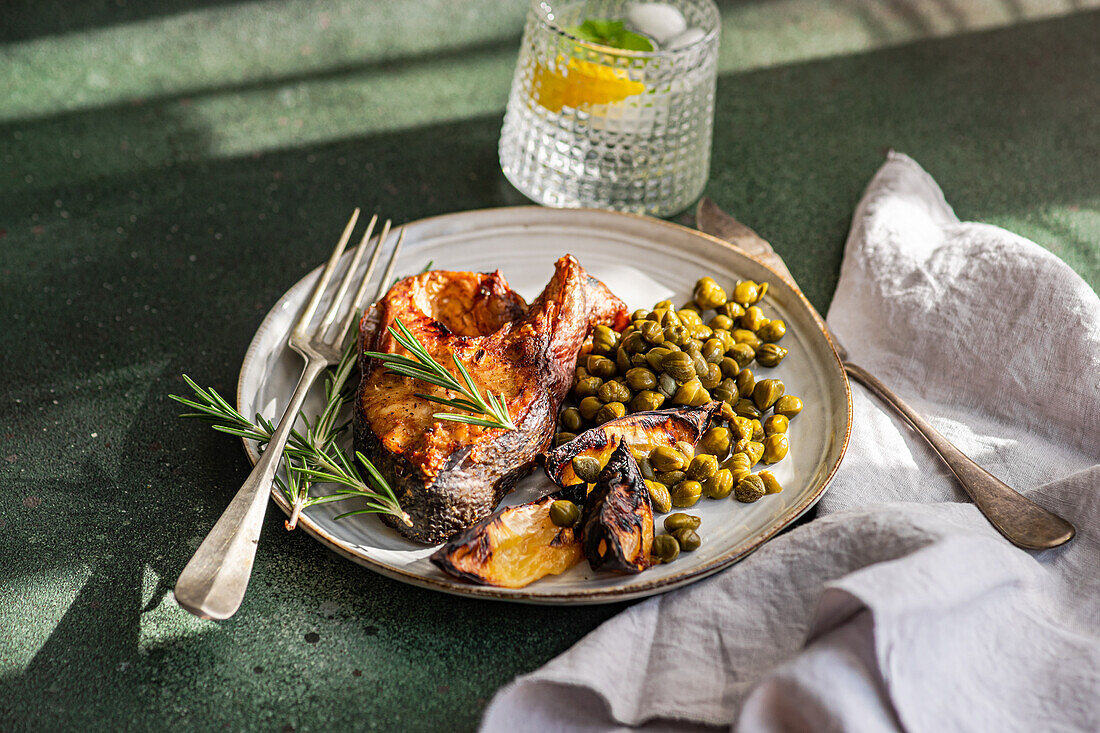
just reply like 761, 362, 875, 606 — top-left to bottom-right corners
2, 1, 1098, 730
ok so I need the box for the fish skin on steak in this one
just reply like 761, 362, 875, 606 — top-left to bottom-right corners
355, 255, 629, 544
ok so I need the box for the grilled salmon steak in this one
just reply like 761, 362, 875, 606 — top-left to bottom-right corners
355, 255, 628, 544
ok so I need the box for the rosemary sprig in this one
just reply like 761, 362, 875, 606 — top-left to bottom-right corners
363, 318, 517, 431
170, 339, 411, 530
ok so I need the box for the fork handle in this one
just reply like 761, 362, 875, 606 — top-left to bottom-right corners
174, 357, 329, 619
842, 360, 1075, 550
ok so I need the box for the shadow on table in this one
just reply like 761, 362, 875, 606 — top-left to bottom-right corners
1, 10, 1098, 730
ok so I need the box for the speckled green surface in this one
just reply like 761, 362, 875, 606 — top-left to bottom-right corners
2, 1, 1098, 730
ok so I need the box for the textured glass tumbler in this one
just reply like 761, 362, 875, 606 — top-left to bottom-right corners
500, 0, 719, 217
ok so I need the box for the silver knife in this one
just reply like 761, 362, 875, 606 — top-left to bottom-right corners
694, 196, 1074, 550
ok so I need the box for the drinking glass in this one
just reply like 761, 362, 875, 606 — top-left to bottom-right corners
499, 0, 720, 217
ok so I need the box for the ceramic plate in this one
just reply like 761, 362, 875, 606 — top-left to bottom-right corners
237, 207, 851, 603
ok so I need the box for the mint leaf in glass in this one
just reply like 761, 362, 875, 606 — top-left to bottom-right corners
567, 18, 655, 52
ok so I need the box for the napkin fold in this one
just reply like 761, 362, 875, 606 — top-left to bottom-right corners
481, 153, 1100, 732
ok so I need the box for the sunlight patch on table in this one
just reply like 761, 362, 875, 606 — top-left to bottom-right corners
0, 566, 91, 673
139, 564, 217, 654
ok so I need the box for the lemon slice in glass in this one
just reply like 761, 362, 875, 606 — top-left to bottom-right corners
531, 56, 646, 113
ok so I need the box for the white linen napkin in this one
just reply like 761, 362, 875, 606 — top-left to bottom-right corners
481, 153, 1100, 732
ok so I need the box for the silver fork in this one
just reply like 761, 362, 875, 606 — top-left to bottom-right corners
174, 209, 406, 620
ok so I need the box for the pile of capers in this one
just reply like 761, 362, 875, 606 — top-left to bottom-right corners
554, 277, 804, 511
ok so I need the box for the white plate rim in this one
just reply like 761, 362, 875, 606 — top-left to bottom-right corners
236, 206, 852, 604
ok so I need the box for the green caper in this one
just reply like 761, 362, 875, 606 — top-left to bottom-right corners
750, 419, 764, 442
554, 432, 576, 447
675, 440, 696, 461
731, 416, 752, 442
571, 455, 602, 483
673, 378, 710, 407
754, 282, 768, 303
723, 451, 752, 472
648, 308, 668, 323
686, 454, 719, 481
559, 407, 583, 433
549, 499, 581, 527
616, 346, 632, 374
646, 480, 673, 514
764, 414, 789, 435
774, 394, 803, 418
734, 474, 766, 503
659, 309, 682, 328
595, 402, 627, 424
692, 325, 714, 341
672, 527, 701, 551
700, 363, 722, 390
664, 513, 701, 532
758, 470, 782, 495
677, 309, 703, 328
714, 329, 736, 352
758, 319, 786, 342
740, 306, 768, 332
693, 277, 728, 310
578, 396, 602, 421
719, 357, 740, 380
622, 331, 647, 354
731, 329, 763, 350
645, 347, 672, 372
657, 373, 677, 398
719, 402, 737, 422
654, 299, 674, 311
734, 399, 762, 419
755, 343, 788, 368
586, 355, 617, 379
631, 353, 650, 369
701, 338, 725, 364
679, 300, 702, 313
656, 470, 687, 487
736, 368, 755, 398
640, 320, 665, 345
650, 445, 687, 473
631, 308, 650, 322
700, 427, 732, 457
671, 480, 703, 507
636, 455, 656, 481
732, 280, 760, 307
717, 301, 745, 319
591, 325, 620, 355
752, 378, 785, 411
733, 436, 751, 455
712, 384, 736, 404
662, 325, 686, 346
717, 377, 736, 395
631, 390, 666, 413
651, 534, 680, 563
683, 338, 703, 354
708, 314, 734, 331
575, 365, 589, 380
704, 469, 735, 499
662, 351, 696, 383
727, 343, 756, 369
745, 440, 765, 466
690, 352, 708, 376
762, 434, 789, 464
574, 376, 603, 398
598, 380, 631, 404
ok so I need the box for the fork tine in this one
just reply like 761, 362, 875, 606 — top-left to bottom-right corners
294, 208, 359, 338
373, 226, 406, 303
318, 214, 378, 333
336, 219, 395, 345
